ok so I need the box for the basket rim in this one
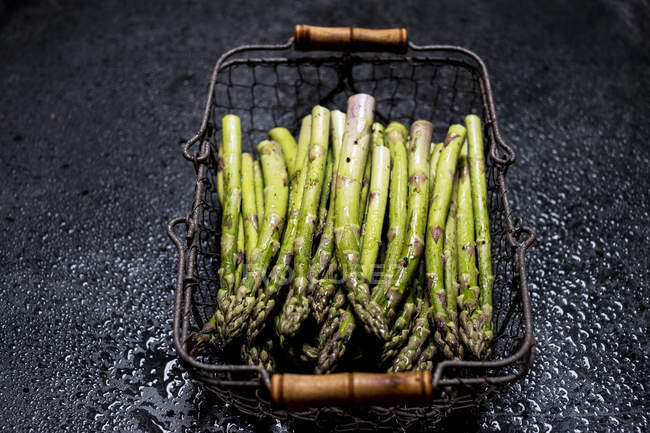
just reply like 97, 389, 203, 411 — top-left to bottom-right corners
167, 38, 536, 399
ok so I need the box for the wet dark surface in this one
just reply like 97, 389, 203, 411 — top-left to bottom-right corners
0, 0, 648, 431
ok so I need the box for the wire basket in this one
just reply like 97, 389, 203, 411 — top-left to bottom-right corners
167, 25, 536, 431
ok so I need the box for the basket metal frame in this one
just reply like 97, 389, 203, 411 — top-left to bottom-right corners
167, 36, 536, 415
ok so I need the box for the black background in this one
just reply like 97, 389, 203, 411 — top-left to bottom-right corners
1, 0, 648, 431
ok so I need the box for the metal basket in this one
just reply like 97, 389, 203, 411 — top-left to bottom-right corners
167, 25, 536, 431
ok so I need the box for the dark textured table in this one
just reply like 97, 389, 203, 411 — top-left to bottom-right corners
1, 0, 648, 431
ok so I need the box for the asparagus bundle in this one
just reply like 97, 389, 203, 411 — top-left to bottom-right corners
246, 115, 312, 344
309, 110, 345, 323
333, 94, 388, 341
189, 102, 497, 375
425, 124, 466, 359
222, 139, 288, 341
277, 106, 330, 338
378, 120, 432, 325
316, 121, 390, 372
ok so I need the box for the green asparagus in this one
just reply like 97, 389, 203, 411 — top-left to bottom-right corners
379, 286, 419, 365
269, 127, 298, 179
223, 139, 288, 341
456, 138, 482, 356
309, 110, 345, 323
371, 122, 409, 309
241, 153, 258, 257
246, 115, 312, 344
359, 123, 391, 282
214, 115, 242, 337
253, 160, 265, 224
442, 170, 462, 358
278, 106, 330, 337
382, 120, 432, 324
425, 124, 466, 357
466, 114, 494, 358
334, 94, 388, 340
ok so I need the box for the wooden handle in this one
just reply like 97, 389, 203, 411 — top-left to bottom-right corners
294, 25, 408, 53
271, 371, 432, 409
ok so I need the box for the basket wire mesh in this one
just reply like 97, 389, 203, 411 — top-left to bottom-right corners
167, 35, 535, 431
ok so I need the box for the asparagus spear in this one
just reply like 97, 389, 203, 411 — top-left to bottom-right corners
315, 123, 388, 370
214, 115, 242, 337
309, 110, 345, 323
222, 139, 288, 341
466, 114, 494, 358
381, 120, 432, 324
253, 160, 265, 226
234, 217, 245, 290
414, 337, 437, 371
269, 127, 298, 179
315, 305, 355, 374
371, 122, 409, 307
242, 337, 276, 372
359, 147, 372, 224
359, 123, 391, 282
379, 286, 419, 365
442, 170, 462, 358
286, 342, 319, 365
425, 124, 466, 357
316, 148, 334, 236
391, 294, 431, 372
216, 143, 225, 201
277, 106, 330, 337
311, 262, 338, 324
428, 142, 443, 196
246, 115, 312, 344
241, 153, 259, 257
456, 138, 482, 356
316, 289, 347, 350
334, 94, 388, 340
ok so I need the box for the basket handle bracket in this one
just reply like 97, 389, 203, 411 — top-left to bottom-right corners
294, 25, 408, 53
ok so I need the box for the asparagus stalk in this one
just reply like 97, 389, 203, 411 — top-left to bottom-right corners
316, 148, 334, 236
316, 289, 347, 350
371, 122, 409, 306
442, 170, 462, 358
214, 115, 242, 337
216, 143, 225, 202
456, 138, 482, 356
381, 120, 433, 324
269, 127, 298, 179
359, 148, 372, 224
315, 122, 388, 370
234, 217, 245, 289
334, 94, 388, 340
286, 342, 319, 365
315, 305, 355, 374
222, 139, 288, 341
425, 124, 466, 356
466, 114, 494, 357
414, 337, 437, 371
309, 110, 345, 323
428, 142, 444, 195
277, 106, 330, 337
359, 123, 391, 282
379, 286, 419, 365
242, 338, 276, 372
253, 160, 265, 226
241, 153, 259, 257
311, 262, 338, 324
246, 115, 312, 344
391, 295, 431, 372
